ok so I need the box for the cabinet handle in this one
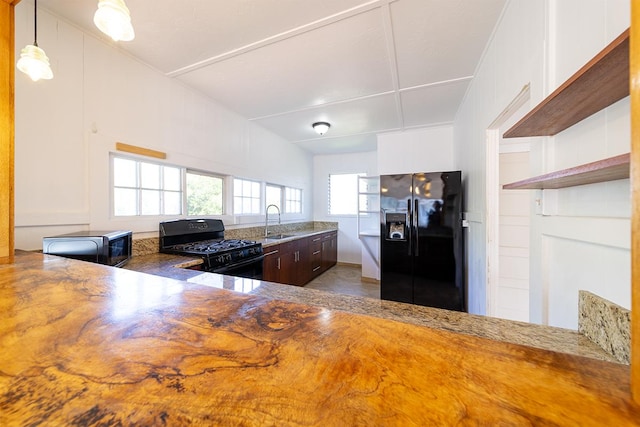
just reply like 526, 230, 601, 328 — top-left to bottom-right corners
313, 250, 320, 255
312, 237, 321, 242
264, 249, 279, 256
277, 257, 280, 270
313, 266, 321, 272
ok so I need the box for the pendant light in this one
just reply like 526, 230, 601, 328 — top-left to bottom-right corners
94, 0, 135, 42
16, 0, 53, 82
312, 122, 331, 135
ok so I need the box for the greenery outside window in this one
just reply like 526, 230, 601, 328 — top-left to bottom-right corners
186, 171, 224, 216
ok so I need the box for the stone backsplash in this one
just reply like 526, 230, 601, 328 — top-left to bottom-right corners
578, 290, 630, 364
132, 237, 159, 257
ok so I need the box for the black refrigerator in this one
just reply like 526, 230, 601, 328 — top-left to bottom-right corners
380, 171, 465, 311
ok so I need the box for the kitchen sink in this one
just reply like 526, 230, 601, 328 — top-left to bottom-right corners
265, 234, 294, 240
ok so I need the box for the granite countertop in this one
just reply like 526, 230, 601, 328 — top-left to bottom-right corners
231, 225, 338, 248
124, 251, 618, 363
2, 251, 639, 425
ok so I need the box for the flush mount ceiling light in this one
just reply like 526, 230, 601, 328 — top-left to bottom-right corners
16, 0, 53, 82
312, 122, 331, 135
94, 0, 135, 42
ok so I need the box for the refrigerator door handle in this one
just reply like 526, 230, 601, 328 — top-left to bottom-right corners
407, 199, 412, 256
414, 198, 419, 256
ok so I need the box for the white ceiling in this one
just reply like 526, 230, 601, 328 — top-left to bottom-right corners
36, 0, 506, 155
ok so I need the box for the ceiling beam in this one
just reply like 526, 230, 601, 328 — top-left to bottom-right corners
166, 0, 395, 78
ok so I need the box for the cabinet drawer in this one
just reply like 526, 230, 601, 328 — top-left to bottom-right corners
322, 231, 337, 240
280, 239, 300, 253
310, 245, 322, 268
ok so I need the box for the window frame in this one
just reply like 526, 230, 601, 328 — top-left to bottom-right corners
265, 183, 283, 212
108, 154, 306, 228
111, 154, 183, 218
233, 177, 262, 215
328, 172, 363, 216
285, 186, 302, 214
185, 169, 226, 217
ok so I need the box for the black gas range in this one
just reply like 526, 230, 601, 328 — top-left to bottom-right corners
159, 219, 264, 279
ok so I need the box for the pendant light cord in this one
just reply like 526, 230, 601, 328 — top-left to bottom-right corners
33, 0, 38, 47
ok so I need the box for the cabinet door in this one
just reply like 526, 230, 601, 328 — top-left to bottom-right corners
270, 237, 323, 286
321, 232, 338, 271
329, 233, 338, 266
262, 245, 281, 283
279, 247, 298, 285
277, 240, 300, 285
295, 237, 311, 286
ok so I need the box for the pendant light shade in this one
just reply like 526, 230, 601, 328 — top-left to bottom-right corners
17, 45, 53, 81
94, 0, 135, 42
17, 0, 53, 81
312, 122, 331, 135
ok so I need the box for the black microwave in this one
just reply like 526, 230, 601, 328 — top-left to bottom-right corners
43, 230, 133, 267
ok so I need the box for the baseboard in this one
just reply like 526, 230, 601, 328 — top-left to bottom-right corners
337, 261, 360, 268
360, 276, 380, 284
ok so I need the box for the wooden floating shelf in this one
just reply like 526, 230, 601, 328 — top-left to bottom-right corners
503, 153, 629, 190
504, 29, 629, 138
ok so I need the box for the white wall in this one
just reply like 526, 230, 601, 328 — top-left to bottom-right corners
377, 126, 454, 175
454, 0, 630, 328
14, 3, 313, 250
313, 151, 377, 265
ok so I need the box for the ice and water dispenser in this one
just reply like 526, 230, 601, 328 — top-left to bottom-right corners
384, 212, 407, 241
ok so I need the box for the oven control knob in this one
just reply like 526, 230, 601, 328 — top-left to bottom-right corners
216, 254, 231, 264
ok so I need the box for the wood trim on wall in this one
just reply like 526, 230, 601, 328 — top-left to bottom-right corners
0, 0, 18, 264
115, 142, 167, 160
631, 0, 640, 405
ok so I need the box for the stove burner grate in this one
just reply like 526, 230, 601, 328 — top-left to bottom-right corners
170, 239, 258, 254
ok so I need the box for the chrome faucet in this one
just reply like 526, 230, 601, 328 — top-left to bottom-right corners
265, 204, 281, 237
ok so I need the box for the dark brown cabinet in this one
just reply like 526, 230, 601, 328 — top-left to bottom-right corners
278, 238, 310, 286
262, 245, 281, 283
309, 235, 323, 277
321, 231, 338, 273
262, 231, 338, 287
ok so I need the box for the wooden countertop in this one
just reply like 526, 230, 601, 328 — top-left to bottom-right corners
1, 251, 639, 425
125, 252, 619, 363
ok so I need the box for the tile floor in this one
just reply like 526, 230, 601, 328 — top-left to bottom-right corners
304, 264, 380, 299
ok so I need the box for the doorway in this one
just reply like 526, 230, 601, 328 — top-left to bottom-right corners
496, 151, 530, 321
485, 84, 531, 320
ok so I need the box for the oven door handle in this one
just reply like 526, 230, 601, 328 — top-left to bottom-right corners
211, 254, 265, 274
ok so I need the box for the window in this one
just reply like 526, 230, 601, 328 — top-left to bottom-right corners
112, 156, 299, 219
113, 156, 182, 216
234, 178, 261, 214
328, 173, 361, 215
266, 184, 282, 210
186, 171, 224, 216
285, 187, 302, 214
